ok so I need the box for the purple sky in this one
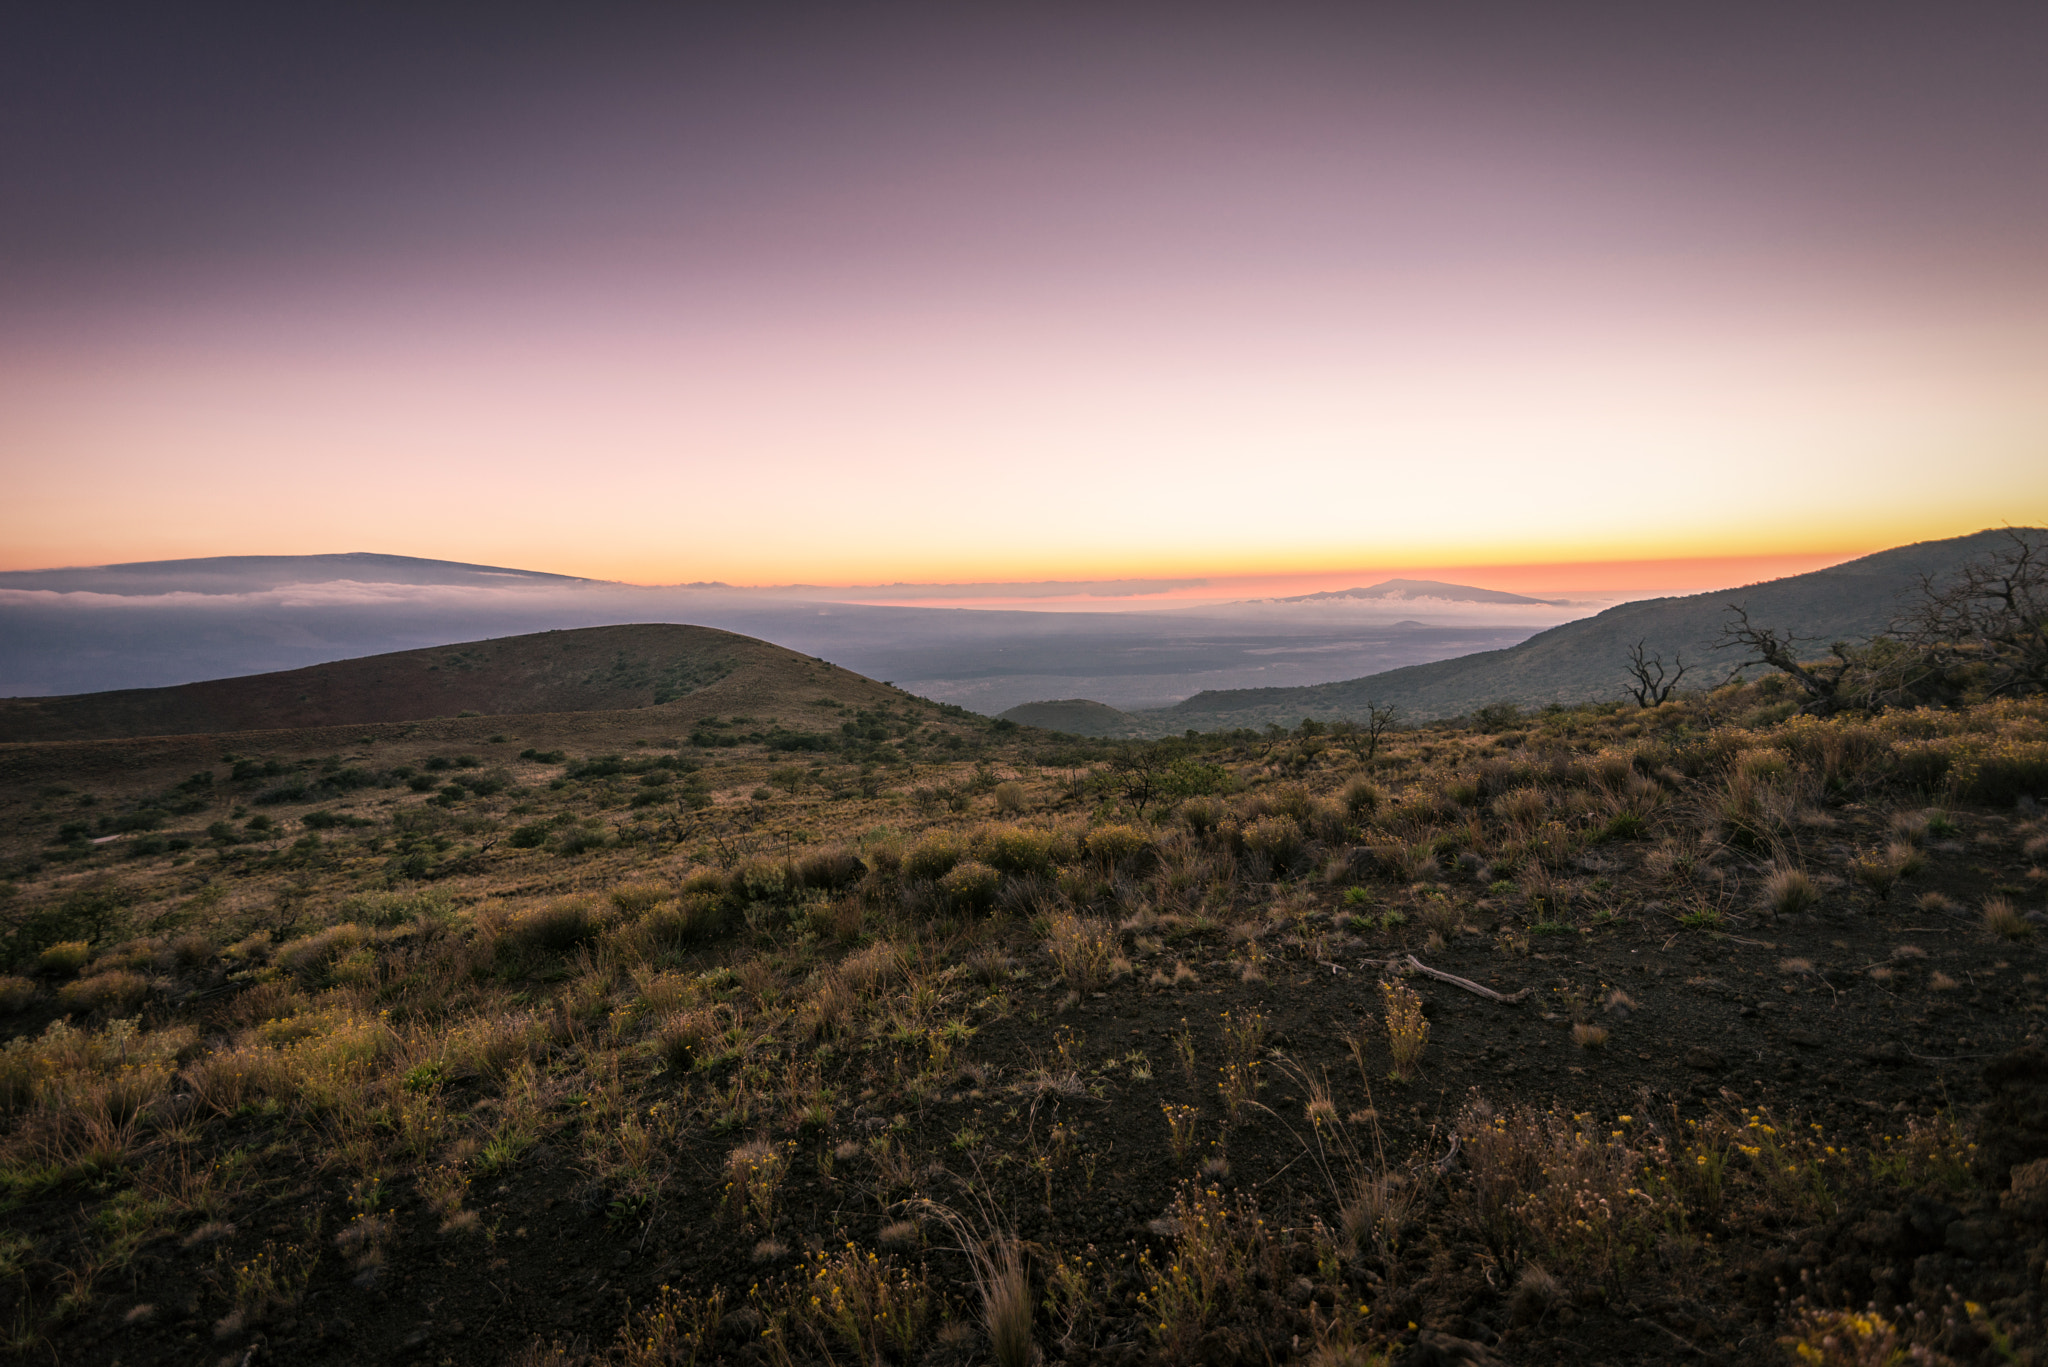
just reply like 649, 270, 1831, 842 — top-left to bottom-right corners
5, 4, 2045, 583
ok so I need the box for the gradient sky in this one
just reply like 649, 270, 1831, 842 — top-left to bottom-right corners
4, 4, 2045, 591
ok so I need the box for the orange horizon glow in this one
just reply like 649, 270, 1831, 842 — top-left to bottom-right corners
4, 10, 2046, 593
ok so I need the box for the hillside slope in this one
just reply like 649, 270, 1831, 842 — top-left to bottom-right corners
0, 623, 900, 743
1145, 528, 2035, 728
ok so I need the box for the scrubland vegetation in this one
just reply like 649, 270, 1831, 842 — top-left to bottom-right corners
2, 680, 2047, 1364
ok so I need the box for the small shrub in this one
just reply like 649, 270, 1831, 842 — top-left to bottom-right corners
1240, 815, 1303, 877
1085, 823, 1151, 870
793, 846, 866, 892
1985, 897, 2035, 941
903, 832, 963, 883
937, 860, 1000, 914
58, 969, 151, 1014
1382, 978, 1429, 1079
551, 821, 612, 856
654, 1009, 716, 1073
0, 976, 34, 1012
733, 856, 791, 905
1341, 777, 1383, 818
610, 882, 669, 916
273, 924, 370, 982
507, 897, 601, 954
36, 941, 91, 976
992, 782, 1026, 814
1179, 797, 1223, 835
1571, 1023, 1608, 1049
1764, 866, 1818, 916
971, 824, 1055, 878
1045, 913, 1116, 992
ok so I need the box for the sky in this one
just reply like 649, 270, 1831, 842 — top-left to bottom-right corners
4, 4, 2045, 596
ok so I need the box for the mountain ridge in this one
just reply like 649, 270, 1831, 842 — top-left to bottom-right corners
1131, 528, 2038, 730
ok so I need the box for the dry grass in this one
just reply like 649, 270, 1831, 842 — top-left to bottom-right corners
1045, 913, 1117, 992
5, 686, 2044, 1361
1984, 896, 2035, 940
1381, 979, 1429, 1080
1763, 866, 1818, 915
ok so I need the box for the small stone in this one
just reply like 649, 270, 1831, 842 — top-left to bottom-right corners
1684, 1046, 1725, 1073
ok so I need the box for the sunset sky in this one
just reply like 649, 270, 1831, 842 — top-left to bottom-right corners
4, 5, 2045, 595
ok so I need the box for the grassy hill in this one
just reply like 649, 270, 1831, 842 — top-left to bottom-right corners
1143, 528, 2036, 729
0, 624, 904, 744
996, 698, 1142, 736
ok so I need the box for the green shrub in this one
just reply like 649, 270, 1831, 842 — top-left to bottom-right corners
1341, 778, 1383, 818
551, 821, 612, 856
903, 832, 964, 883
275, 924, 370, 982
937, 860, 1001, 914
733, 856, 792, 904
16, 881, 134, 960
338, 890, 454, 927
1241, 815, 1304, 876
793, 847, 866, 892
970, 824, 1054, 878
35, 941, 90, 976
58, 969, 150, 1015
1179, 797, 1223, 835
508, 821, 551, 849
507, 897, 601, 954
621, 895, 730, 952
610, 882, 670, 915
1084, 823, 1151, 869
681, 868, 727, 899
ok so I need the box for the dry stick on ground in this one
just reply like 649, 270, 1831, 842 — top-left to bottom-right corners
1403, 955, 1531, 1004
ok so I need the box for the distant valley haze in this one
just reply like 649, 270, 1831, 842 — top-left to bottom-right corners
0, 552, 1604, 713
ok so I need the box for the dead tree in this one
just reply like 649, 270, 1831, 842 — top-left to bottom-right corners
1891, 528, 2048, 699
1715, 606, 1863, 715
1332, 703, 1398, 762
1623, 639, 1690, 706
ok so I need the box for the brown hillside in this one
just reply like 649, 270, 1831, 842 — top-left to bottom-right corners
0, 624, 902, 744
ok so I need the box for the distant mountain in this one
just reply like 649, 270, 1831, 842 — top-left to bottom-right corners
1275, 579, 1569, 607
997, 698, 1143, 737
0, 552, 592, 596
0, 623, 903, 744
0, 553, 1553, 708
1140, 529, 2036, 729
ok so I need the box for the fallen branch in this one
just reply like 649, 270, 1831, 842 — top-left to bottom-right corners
1405, 955, 1530, 1004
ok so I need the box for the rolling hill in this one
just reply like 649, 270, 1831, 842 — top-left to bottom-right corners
1134, 528, 2038, 730
995, 698, 1143, 736
0, 623, 903, 744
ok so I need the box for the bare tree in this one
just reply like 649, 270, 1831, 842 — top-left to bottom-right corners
1622, 639, 1690, 706
1715, 606, 1865, 715
1892, 529, 2048, 700
1102, 740, 1185, 816
1331, 702, 1398, 761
